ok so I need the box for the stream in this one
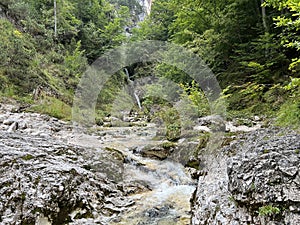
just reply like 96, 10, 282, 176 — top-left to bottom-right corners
0, 103, 198, 224
71, 123, 197, 225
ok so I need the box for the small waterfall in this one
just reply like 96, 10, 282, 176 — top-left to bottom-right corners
134, 92, 142, 109
124, 67, 131, 81
124, 68, 142, 110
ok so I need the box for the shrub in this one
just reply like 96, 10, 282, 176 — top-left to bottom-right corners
276, 100, 300, 129
258, 205, 280, 216
276, 77, 300, 129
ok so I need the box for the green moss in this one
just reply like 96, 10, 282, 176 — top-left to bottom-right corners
34, 176, 41, 185
161, 141, 177, 149
198, 133, 210, 149
22, 154, 34, 161
185, 160, 199, 169
21, 192, 26, 201
258, 205, 280, 216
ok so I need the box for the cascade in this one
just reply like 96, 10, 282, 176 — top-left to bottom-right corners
124, 68, 142, 110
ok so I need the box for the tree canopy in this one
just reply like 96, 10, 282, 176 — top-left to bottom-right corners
0, 0, 299, 127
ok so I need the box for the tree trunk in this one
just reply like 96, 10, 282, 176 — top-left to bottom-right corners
54, 0, 57, 37
261, 0, 268, 33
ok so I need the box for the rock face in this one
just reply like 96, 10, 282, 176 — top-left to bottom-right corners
0, 104, 133, 224
0, 131, 131, 225
192, 128, 300, 225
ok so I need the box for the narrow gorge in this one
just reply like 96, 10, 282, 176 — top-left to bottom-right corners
0, 102, 299, 224
0, 0, 300, 224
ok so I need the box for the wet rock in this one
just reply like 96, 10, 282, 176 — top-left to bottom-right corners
0, 115, 5, 124
7, 121, 18, 132
197, 115, 225, 132
3, 118, 15, 126
170, 141, 199, 167
138, 142, 177, 160
193, 125, 211, 133
104, 147, 126, 162
139, 146, 169, 160
0, 103, 202, 224
18, 121, 28, 130
122, 182, 152, 195
0, 131, 131, 224
144, 204, 173, 218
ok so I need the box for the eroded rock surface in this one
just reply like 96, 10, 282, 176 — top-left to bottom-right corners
0, 103, 197, 225
192, 128, 300, 225
0, 104, 132, 224
0, 131, 132, 225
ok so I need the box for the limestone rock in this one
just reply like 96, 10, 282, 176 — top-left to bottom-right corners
192, 128, 300, 225
0, 131, 131, 224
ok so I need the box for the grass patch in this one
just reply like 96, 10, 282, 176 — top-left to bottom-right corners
29, 96, 71, 120
276, 100, 300, 129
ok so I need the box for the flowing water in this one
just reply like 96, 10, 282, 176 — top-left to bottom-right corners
124, 68, 142, 110
71, 123, 197, 225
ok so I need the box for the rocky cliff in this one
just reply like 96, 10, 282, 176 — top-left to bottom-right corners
192, 128, 300, 225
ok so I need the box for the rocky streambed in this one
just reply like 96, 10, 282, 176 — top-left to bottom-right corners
0, 103, 299, 225
0, 103, 197, 225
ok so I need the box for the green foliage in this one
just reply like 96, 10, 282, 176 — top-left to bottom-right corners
96, 72, 127, 115
133, 0, 298, 122
77, 1, 130, 62
276, 77, 300, 128
230, 32, 289, 84
143, 84, 168, 110
1, 0, 299, 127
131, 0, 175, 41
64, 40, 87, 84
158, 107, 181, 141
22, 154, 34, 161
155, 63, 192, 84
0, 0, 129, 120
264, 0, 300, 72
180, 81, 210, 117
223, 83, 265, 111
30, 96, 71, 120
222, 82, 288, 118
0, 19, 37, 93
258, 205, 281, 216
283, 77, 300, 95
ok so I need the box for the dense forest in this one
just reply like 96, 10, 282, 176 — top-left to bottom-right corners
0, 0, 299, 128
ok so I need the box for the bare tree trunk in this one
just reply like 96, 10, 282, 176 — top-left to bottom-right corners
54, 0, 57, 37
261, 0, 270, 57
261, 0, 268, 33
